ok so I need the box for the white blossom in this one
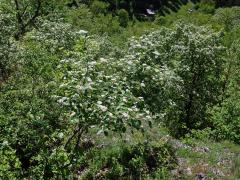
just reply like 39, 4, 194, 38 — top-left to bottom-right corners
98, 105, 108, 112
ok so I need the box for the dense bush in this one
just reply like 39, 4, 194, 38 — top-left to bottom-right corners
0, 144, 21, 179
79, 141, 176, 179
90, 0, 109, 15
0, 18, 154, 178
0, 12, 16, 82
209, 41, 240, 144
0, 20, 75, 177
117, 9, 129, 27
169, 24, 225, 136
1, 0, 240, 179
122, 24, 225, 137
197, 0, 216, 14
56, 33, 154, 150
66, 4, 122, 36
212, 7, 240, 31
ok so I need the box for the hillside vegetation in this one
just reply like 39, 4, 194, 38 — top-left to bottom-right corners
0, 0, 240, 179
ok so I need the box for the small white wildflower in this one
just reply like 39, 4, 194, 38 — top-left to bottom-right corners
146, 66, 151, 70
76, 85, 84, 91
127, 61, 133, 65
154, 69, 160, 73
122, 97, 127, 102
2, 140, 8, 146
59, 83, 67, 88
87, 77, 92, 82
58, 132, 64, 139
140, 83, 145, 87
77, 30, 88, 35
97, 101, 102, 105
98, 105, 108, 112
97, 129, 103, 135
153, 50, 160, 56
108, 112, 113, 117
146, 115, 151, 119
99, 58, 108, 63
122, 112, 129, 118
89, 61, 97, 66
57, 97, 69, 105
70, 111, 76, 117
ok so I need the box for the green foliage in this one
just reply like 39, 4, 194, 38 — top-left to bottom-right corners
0, 12, 16, 82
1, 0, 240, 178
211, 100, 240, 144
124, 28, 182, 114
79, 141, 176, 179
232, 155, 240, 178
157, 3, 213, 28
0, 19, 77, 178
66, 5, 121, 36
123, 24, 225, 137
28, 148, 71, 178
197, 0, 216, 14
212, 7, 240, 32
117, 9, 129, 27
90, 0, 109, 15
0, 143, 21, 179
186, 128, 213, 142
56, 33, 154, 151
209, 41, 240, 144
168, 24, 224, 136
154, 15, 167, 26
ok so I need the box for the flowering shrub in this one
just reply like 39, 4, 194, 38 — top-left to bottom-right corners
0, 6, 236, 178
124, 28, 182, 114
120, 24, 225, 136
0, 19, 78, 178
56, 34, 153, 149
0, 12, 16, 82
169, 24, 225, 136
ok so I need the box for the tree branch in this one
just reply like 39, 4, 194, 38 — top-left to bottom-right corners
14, 0, 24, 29
14, 0, 42, 40
25, 0, 41, 28
64, 125, 80, 149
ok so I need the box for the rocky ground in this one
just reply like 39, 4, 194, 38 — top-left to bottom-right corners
168, 138, 240, 179
88, 126, 240, 179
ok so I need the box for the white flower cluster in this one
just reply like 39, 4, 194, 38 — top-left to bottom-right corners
55, 23, 224, 135
57, 34, 152, 134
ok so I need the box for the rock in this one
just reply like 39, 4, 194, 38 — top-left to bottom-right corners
194, 172, 206, 180
193, 146, 210, 153
169, 139, 191, 149
203, 147, 210, 152
171, 169, 179, 176
212, 168, 225, 176
177, 167, 192, 176
185, 167, 192, 175
177, 157, 188, 166
81, 138, 95, 150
